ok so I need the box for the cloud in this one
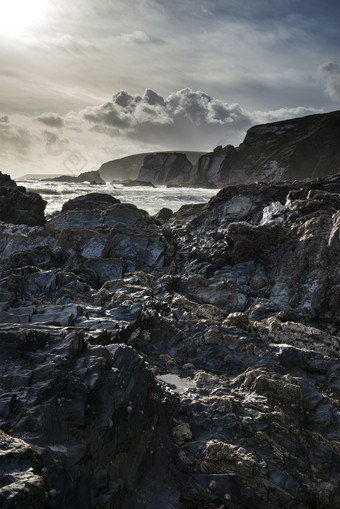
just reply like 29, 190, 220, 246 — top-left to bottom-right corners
120, 31, 151, 44
0, 120, 32, 154
36, 113, 64, 128
253, 106, 324, 124
319, 62, 340, 100
77, 87, 321, 149
0, 115, 9, 123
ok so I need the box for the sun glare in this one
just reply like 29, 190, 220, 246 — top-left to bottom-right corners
0, 0, 50, 37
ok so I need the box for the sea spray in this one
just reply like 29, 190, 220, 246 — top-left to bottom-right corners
18, 180, 218, 217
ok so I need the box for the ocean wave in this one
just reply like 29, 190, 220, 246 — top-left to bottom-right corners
17, 181, 217, 216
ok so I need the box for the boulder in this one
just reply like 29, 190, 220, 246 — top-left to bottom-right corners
62, 193, 120, 211
0, 172, 46, 226
154, 207, 173, 222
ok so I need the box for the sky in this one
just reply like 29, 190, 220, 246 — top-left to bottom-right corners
0, 0, 339, 178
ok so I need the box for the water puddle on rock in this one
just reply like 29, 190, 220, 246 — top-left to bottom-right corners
157, 373, 196, 394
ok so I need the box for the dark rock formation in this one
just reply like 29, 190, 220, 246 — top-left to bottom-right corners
1, 174, 340, 507
191, 110, 340, 187
114, 179, 156, 188
47, 170, 105, 185
190, 144, 236, 187
154, 207, 173, 223
61, 193, 120, 212
99, 152, 204, 183
138, 153, 193, 185
0, 172, 18, 188
0, 171, 46, 226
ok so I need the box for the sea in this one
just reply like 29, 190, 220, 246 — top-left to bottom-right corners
18, 180, 218, 217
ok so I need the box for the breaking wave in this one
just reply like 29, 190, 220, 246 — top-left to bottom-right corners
18, 180, 218, 216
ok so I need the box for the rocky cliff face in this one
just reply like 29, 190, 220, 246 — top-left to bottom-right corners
191, 110, 340, 187
98, 152, 204, 183
138, 153, 193, 185
1, 174, 340, 508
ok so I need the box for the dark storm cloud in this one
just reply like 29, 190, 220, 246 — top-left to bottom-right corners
36, 113, 65, 128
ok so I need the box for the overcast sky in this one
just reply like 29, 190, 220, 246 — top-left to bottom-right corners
0, 0, 339, 178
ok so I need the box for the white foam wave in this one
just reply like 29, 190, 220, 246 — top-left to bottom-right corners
17, 181, 218, 216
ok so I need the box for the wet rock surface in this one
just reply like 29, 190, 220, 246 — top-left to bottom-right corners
1, 174, 340, 508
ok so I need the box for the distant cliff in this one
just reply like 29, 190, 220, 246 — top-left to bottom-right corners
99, 151, 204, 183
46, 170, 105, 185
138, 153, 193, 185
132, 110, 340, 188
42, 110, 340, 188
191, 109, 340, 187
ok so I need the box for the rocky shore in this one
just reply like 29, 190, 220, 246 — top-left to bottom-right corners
0, 171, 340, 508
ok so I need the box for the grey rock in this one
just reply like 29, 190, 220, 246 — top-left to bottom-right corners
0, 431, 48, 508
138, 152, 192, 185
1, 172, 340, 508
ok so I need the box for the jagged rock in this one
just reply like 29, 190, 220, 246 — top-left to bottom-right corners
0, 172, 46, 226
0, 431, 48, 508
225, 221, 284, 261
0, 329, 178, 508
1, 173, 340, 508
103, 222, 167, 272
177, 276, 247, 313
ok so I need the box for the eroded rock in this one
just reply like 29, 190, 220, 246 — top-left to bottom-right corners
1, 173, 340, 508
